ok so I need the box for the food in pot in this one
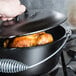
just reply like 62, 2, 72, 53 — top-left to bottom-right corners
4, 32, 54, 48
37, 33, 53, 45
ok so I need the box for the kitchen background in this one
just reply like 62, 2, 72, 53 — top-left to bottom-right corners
51, 0, 76, 29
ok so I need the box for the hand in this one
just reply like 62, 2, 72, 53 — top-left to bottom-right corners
0, 0, 26, 21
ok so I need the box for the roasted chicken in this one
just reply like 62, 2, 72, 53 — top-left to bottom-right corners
37, 33, 54, 45
4, 32, 54, 48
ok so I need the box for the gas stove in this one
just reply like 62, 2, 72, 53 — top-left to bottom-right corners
41, 30, 76, 76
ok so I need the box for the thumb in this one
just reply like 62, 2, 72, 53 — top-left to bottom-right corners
18, 5, 26, 15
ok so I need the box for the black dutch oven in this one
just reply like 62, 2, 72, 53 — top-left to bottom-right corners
0, 10, 71, 76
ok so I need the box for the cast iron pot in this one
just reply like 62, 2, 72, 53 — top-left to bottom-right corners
0, 25, 70, 76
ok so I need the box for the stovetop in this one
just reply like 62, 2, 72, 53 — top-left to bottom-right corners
41, 51, 76, 76
42, 30, 76, 76
43, 67, 76, 76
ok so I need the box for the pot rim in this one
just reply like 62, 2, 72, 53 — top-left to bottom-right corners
0, 25, 66, 49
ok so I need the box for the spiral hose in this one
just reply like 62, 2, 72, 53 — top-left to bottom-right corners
0, 59, 27, 73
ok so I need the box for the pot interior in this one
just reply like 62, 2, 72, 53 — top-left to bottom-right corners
0, 25, 66, 69
0, 25, 66, 48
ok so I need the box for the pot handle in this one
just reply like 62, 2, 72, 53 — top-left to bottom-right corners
0, 59, 28, 73
67, 34, 76, 42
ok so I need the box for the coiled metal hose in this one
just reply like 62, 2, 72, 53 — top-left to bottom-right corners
0, 59, 27, 73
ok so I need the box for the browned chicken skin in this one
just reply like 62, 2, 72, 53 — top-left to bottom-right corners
4, 32, 54, 48
37, 33, 54, 45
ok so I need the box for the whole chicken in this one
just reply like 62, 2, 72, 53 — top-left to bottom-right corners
4, 32, 54, 48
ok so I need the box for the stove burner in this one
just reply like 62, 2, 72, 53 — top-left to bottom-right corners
41, 68, 76, 76
66, 38, 76, 58
67, 61, 76, 73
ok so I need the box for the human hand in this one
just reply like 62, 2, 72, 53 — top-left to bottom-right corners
0, 0, 26, 21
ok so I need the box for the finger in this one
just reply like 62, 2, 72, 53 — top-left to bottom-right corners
14, 0, 21, 5
6, 5, 26, 18
0, 15, 2, 17
17, 5, 26, 15
20, 5, 26, 13
1, 17, 8, 21
2, 17, 13, 21
7, 18, 13, 20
